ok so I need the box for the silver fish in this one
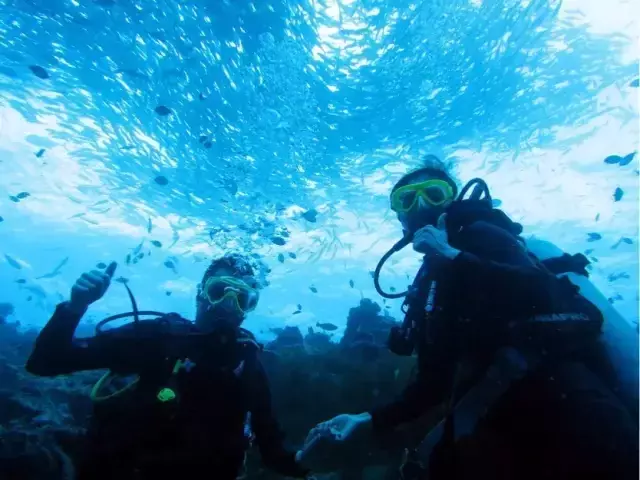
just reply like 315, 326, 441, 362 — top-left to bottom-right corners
36, 256, 69, 279
4, 254, 22, 269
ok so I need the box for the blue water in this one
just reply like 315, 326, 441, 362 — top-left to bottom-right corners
0, 0, 638, 341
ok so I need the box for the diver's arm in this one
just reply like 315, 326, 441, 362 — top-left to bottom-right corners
250, 359, 310, 478
370, 335, 453, 434
25, 302, 138, 376
450, 252, 568, 316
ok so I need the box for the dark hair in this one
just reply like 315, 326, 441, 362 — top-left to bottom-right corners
201, 253, 257, 287
391, 154, 459, 198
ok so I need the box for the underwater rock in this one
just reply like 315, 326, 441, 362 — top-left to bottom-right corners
266, 326, 304, 351
341, 298, 398, 349
0, 302, 15, 318
304, 328, 333, 354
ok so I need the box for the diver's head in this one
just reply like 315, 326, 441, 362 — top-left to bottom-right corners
195, 253, 260, 332
390, 155, 458, 235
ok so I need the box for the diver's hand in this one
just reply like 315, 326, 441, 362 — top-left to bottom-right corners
68, 262, 117, 314
297, 413, 373, 472
412, 214, 460, 261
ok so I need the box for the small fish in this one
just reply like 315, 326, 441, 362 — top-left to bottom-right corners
147, 218, 153, 233
155, 105, 172, 116
607, 294, 623, 304
301, 209, 318, 223
164, 260, 176, 270
587, 233, 602, 242
297, 304, 302, 310
4, 254, 22, 269
309, 286, 318, 293
150, 240, 162, 248
120, 145, 136, 151
16, 279, 26, 284
277, 253, 285, 263
114, 276, 129, 284
619, 152, 636, 166
125, 254, 131, 265
69, 212, 85, 219
136, 252, 144, 260
154, 175, 169, 186
595, 213, 600, 222
36, 256, 69, 279
316, 322, 338, 331
8, 196, 18, 203
349, 279, 354, 288
26, 295, 32, 301
608, 272, 630, 282
204, 141, 212, 149
35, 148, 45, 158
604, 155, 622, 165
390, 286, 397, 293
272, 236, 286, 246
199, 92, 206, 101
199, 135, 208, 143
16, 192, 30, 200
166, 291, 172, 296
96, 262, 107, 269
288, 252, 297, 259
132, 241, 144, 256
621, 237, 633, 245
613, 187, 624, 202
0, 216, 3, 223
29, 65, 49, 79
292, 310, 301, 315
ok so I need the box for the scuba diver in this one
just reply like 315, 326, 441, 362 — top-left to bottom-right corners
297, 155, 639, 480
26, 254, 311, 480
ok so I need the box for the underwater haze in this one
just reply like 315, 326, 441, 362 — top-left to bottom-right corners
0, 0, 638, 340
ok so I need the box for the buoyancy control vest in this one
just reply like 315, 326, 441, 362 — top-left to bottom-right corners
390, 181, 606, 480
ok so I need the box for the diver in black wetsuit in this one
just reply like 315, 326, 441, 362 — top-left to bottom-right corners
298, 155, 638, 480
26, 254, 310, 480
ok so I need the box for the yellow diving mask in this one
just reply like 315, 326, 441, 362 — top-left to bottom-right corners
390, 179, 455, 214
202, 276, 259, 314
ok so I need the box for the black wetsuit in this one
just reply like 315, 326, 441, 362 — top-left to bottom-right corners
370, 211, 638, 480
26, 304, 308, 480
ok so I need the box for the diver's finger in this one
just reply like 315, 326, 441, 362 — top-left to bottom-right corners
75, 278, 94, 290
436, 213, 447, 231
105, 261, 118, 279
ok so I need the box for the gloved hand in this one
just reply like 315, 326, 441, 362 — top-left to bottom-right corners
296, 412, 373, 473
413, 213, 460, 262
68, 262, 117, 314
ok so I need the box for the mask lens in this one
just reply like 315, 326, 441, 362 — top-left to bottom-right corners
423, 185, 447, 205
397, 190, 418, 211
203, 277, 257, 313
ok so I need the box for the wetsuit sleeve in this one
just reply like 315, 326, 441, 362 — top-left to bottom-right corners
250, 359, 309, 478
25, 302, 142, 376
370, 318, 454, 434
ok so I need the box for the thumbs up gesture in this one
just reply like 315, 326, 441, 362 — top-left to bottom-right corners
69, 262, 118, 313
412, 214, 461, 263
